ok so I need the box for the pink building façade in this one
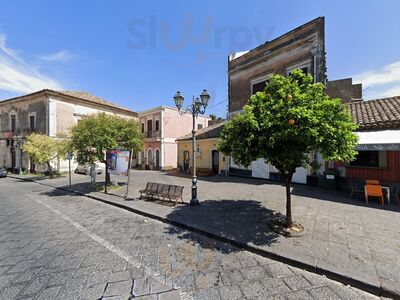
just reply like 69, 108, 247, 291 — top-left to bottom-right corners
134, 106, 210, 170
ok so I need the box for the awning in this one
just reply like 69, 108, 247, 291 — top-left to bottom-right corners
356, 130, 400, 151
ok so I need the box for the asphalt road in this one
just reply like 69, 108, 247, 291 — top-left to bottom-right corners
0, 177, 379, 299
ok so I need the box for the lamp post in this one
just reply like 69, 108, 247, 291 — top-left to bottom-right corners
173, 90, 210, 206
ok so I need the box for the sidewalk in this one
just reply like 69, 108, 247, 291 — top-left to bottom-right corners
10, 171, 400, 298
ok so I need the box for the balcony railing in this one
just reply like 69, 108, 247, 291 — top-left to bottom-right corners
0, 130, 16, 139
22, 128, 37, 135
0, 128, 36, 139
144, 131, 161, 138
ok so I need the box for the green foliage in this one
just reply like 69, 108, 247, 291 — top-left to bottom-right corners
71, 113, 143, 165
219, 70, 358, 175
210, 113, 224, 121
219, 70, 358, 227
22, 133, 69, 164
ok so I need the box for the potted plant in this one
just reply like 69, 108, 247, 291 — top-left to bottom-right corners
141, 157, 146, 170
307, 160, 321, 186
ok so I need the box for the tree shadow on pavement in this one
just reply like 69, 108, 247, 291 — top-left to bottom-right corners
291, 184, 400, 212
164, 199, 282, 254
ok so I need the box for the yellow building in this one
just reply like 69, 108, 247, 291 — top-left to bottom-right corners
176, 122, 227, 176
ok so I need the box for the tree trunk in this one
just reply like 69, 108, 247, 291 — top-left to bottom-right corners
285, 172, 294, 228
46, 161, 53, 178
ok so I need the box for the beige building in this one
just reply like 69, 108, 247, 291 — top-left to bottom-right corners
176, 122, 227, 176
0, 89, 138, 172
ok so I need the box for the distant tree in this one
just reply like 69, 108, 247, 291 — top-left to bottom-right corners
22, 133, 69, 178
71, 113, 143, 188
218, 70, 358, 228
209, 114, 225, 124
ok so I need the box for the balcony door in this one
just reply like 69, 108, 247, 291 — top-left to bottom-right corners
147, 120, 152, 138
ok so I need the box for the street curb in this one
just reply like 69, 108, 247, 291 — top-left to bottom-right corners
10, 175, 398, 299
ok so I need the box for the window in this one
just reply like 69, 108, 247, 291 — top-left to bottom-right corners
10, 115, 16, 132
29, 114, 36, 130
141, 123, 145, 133
251, 74, 270, 94
252, 81, 268, 94
287, 60, 312, 84
155, 120, 160, 131
197, 124, 203, 130
289, 67, 309, 76
349, 151, 387, 168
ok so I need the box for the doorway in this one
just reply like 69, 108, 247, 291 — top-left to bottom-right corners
11, 148, 16, 172
183, 151, 190, 173
212, 150, 219, 174
155, 149, 160, 170
147, 149, 153, 169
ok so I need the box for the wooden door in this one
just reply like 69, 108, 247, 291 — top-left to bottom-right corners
183, 151, 189, 173
212, 150, 219, 174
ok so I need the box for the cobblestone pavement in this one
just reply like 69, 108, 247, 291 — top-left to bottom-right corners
22, 170, 400, 296
0, 178, 379, 299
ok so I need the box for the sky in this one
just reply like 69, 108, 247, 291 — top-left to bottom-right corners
0, 1, 399, 118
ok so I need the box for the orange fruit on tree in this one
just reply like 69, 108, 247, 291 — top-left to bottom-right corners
287, 94, 293, 102
288, 119, 295, 125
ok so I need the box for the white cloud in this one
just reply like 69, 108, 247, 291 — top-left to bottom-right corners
0, 33, 63, 94
353, 61, 400, 87
38, 50, 75, 62
353, 60, 400, 99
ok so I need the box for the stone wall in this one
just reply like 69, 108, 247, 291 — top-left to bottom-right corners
325, 78, 362, 103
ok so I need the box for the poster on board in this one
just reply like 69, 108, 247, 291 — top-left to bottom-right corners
106, 150, 131, 176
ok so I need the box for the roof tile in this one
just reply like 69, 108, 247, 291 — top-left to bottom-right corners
348, 96, 400, 130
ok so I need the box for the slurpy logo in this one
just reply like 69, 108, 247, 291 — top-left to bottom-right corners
127, 14, 274, 65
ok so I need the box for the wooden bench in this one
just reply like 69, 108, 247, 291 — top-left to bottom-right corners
139, 182, 184, 205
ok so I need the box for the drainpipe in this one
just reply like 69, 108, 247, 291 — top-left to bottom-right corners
311, 47, 317, 83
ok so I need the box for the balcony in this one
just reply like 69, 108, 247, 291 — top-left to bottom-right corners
144, 131, 161, 141
0, 128, 37, 139
22, 128, 37, 135
0, 130, 16, 139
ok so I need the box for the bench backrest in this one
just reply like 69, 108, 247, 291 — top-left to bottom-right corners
149, 182, 159, 193
157, 183, 165, 193
161, 184, 170, 194
169, 185, 183, 196
144, 182, 151, 190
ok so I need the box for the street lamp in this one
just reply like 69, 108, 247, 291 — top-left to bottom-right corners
173, 89, 210, 206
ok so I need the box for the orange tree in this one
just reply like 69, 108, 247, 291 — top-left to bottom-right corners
218, 70, 358, 228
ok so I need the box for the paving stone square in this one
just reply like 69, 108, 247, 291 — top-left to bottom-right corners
0, 176, 384, 299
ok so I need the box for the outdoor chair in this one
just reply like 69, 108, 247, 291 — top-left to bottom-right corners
366, 179, 380, 185
365, 184, 384, 206
349, 177, 364, 198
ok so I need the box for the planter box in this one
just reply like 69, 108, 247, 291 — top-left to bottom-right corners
306, 175, 319, 186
